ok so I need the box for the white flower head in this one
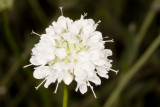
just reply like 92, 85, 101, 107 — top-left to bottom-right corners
25, 8, 118, 98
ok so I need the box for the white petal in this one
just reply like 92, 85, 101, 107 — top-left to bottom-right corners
63, 72, 73, 85
33, 66, 51, 79
96, 67, 109, 79
68, 22, 81, 35
44, 74, 58, 88
78, 51, 89, 62
57, 16, 73, 29
53, 63, 62, 71
92, 59, 106, 66
75, 75, 86, 84
104, 62, 112, 70
96, 66, 107, 73
89, 31, 102, 42
30, 56, 41, 65
56, 70, 64, 83
98, 72, 109, 79
55, 48, 67, 59
79, 84, 87, 94
88, 49, 100, 61
45, 26, 55, 34
30, 54, 49, 66
103, 49, 112, 57
88, 73, 101, 85
52, 16, 73, 34
81, 62, 94, 72
81, 19, 96, 35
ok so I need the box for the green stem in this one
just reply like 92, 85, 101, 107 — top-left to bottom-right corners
63, 84, 68, 107
103, 34, 160, 107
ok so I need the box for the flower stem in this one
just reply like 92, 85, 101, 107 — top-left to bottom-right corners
103, 33, 160, 107
63, 84, 68, 107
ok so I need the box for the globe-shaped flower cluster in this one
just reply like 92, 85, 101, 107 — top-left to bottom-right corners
27, 13, 118, 98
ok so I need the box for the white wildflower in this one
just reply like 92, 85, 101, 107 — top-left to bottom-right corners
26, 9, 118, 98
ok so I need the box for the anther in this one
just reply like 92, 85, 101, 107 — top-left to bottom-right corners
54, 82, 59, 93
23, 64, 33, 68
35, 79, 47, 90
59, 7, 63, 16
31, 30, 41, 36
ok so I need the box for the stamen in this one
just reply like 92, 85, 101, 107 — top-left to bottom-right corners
23, 64, 32, 68
54, 82, 59, 93
97, 20, 101, 24
104, 39, 114, 42
83, 12, 87, 17
88, 82, 97, 98
31, 30, 41, 36
81, 13, 88, 19
35, 79, 47, 90
75, 84, 80, 92
110, 69, 119, 74
59, 7, 63, 16
103, 36, 109, 38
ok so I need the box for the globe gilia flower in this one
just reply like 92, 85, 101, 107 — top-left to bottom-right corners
25, 9, 118, 98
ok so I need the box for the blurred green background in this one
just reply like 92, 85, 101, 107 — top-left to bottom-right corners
0, 0, 160, 107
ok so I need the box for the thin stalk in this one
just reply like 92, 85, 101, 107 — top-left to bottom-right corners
103, 34, 160, 107
63, 84, 68, 107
